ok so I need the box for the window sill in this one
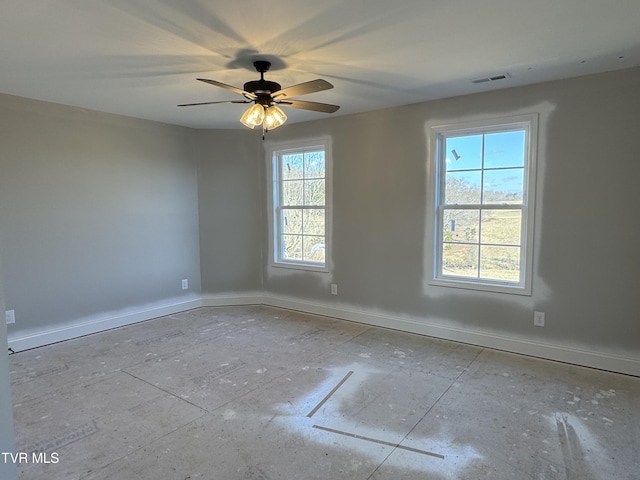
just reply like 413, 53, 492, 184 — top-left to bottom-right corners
271, 261, 330, 274
429, 277, 532, 296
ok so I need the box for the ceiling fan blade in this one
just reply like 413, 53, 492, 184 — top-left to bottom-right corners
177, 100, 251, 107
196, 78, 256, 99
277, 99, 340, 113
272, 79, 333, 99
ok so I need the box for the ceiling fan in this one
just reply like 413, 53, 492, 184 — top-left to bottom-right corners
178, 60, 340, 132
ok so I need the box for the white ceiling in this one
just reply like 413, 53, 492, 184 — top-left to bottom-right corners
2, 0, 639, 129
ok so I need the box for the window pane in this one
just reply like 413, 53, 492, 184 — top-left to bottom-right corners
445, 135, 482, 171
274, 142, 329, 269
304, 151, 325, 178
484, 130, 525, 168
303, 236, 325, 263
479, 245, 520, 281
282, 180, 303, 205
433, 118, 534, 291
442, 243, 479, 278
481, 210, 521, 245
445, 171, 481, 204
282, 209, 302, 234
303, 209, 325, 236
483, 168, 523, 204
443, 209, 479, 243
282, 234, 302, 261
304, 179, 325, 205
282, 154, 303, 180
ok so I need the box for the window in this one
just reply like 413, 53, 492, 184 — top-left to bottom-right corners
430, 115, 537, 294
269, 138, 331, 271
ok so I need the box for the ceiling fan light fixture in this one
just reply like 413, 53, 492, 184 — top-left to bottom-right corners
240, 103, 265, 129
263, 105, 287, 131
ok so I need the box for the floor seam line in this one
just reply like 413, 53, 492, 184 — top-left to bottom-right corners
366, 348, 484, 479
119, 369, 211, 414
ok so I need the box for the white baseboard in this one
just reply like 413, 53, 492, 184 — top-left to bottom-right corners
263, 294, 640, 377
200, 292, 265, 307
7, 296, 202, 352
7, 291, 639, 377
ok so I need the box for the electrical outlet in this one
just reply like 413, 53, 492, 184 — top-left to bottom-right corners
181, 279, 188, 290
534, 311, 545, 327
330, 284, 338, 295
5, 310, 15, 325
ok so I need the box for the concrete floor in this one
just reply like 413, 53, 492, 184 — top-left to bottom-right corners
8, 306, 640, 479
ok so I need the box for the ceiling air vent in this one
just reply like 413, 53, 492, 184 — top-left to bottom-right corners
472, 73, 511, 84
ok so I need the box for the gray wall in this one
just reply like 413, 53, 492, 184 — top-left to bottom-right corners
261, 67, 640, 357
196, 129, 263, 295
0, 94, 201, 337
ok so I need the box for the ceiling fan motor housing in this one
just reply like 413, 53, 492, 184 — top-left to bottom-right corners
244, 79, 282, 97
243, 60, 281, 102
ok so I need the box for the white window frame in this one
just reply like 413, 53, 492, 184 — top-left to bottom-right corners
266, 137, 332, 272
428, 114, 538, 295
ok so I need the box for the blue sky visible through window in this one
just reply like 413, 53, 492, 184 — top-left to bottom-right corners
445, 130, 525, 199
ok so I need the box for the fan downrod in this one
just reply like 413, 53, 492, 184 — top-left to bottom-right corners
253, 60, 271, 75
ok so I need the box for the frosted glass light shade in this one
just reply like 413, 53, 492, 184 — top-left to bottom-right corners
263, 105, 287, 131
240, 104, 265, 129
